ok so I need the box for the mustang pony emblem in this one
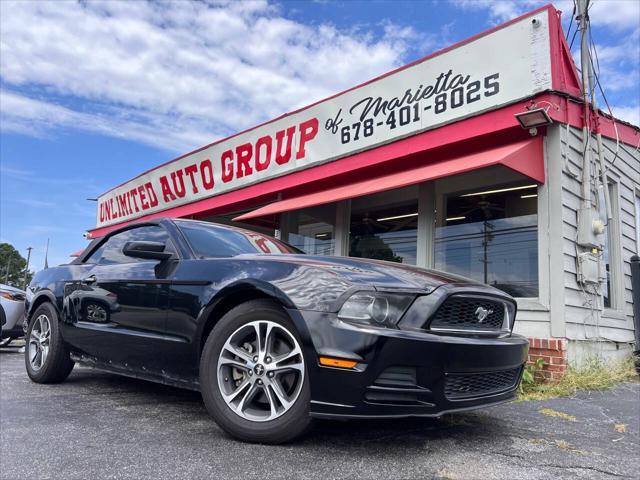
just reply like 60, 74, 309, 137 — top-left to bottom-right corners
474, 306, 493, 323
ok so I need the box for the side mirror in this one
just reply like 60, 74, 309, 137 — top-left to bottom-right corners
122, 241, 173, 261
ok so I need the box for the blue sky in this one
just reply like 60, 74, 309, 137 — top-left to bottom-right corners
1, 0, 639, 271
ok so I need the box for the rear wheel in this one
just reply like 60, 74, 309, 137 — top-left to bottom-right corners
25, 303, 74, 383
200, 299, 312, 444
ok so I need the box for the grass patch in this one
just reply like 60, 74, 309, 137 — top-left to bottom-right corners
518, 356, 639, 401
538, 407, 576, 421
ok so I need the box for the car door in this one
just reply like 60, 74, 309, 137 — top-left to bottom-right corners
62, 225, 177, 374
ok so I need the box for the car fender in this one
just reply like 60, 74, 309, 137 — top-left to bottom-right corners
26, 289, 58, 321
194, 279, 297, 354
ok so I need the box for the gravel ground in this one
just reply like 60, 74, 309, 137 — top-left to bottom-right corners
1, 345, 639, 479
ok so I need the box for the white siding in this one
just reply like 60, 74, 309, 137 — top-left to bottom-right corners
557, 123, 640, 351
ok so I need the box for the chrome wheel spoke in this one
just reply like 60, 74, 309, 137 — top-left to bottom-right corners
222, 344, 252, 364
219, 357, 250, 370
272, 347, 303, 374
29, 343, 39, 364
269, 377, 292, 409
34, 348, 42, 368
264, 384, 278, 417
252, 322, 263, 354
223, 378, 252, 404
41, 346, 49, 366
273, 361, 304, 374
236, 382, 259, 412
263, 322, 275, 356
274, 347, 301, 366
41, 318, 50, 337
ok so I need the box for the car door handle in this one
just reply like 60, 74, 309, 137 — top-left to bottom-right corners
82, 274, 97, 285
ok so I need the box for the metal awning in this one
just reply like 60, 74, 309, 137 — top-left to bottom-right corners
233, 137, 544, 222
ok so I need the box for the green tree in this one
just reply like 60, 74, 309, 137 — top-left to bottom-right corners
0, 243, 33, 288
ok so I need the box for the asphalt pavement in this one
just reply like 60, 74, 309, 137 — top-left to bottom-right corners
1, 345, 639, 479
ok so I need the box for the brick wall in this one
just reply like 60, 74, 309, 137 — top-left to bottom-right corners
527, 337, 567, 381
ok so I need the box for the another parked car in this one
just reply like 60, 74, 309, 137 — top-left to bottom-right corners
25, 218, 528, 443
1, 283, 26, 346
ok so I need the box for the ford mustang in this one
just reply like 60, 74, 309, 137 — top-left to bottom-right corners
25, 218, 528, 443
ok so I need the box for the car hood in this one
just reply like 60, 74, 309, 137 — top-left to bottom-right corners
236, 254, 483, 292
0, 283, 25, 294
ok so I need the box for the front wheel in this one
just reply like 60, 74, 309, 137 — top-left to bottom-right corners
200, 299, 312, 444
25, 302, 74, 383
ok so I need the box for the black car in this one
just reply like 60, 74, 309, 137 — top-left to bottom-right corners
25, 218, 528, 443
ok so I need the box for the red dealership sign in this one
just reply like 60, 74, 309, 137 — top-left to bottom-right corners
96, 8, 555, 228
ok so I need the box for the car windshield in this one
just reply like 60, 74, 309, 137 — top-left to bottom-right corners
176, 221, 303, 258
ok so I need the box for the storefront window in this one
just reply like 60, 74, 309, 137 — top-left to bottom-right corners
286, 205, 336, 255
349, 187, 418, 265
435, 183, 538, 297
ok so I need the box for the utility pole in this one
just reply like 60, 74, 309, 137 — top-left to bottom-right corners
575, 0, 608, 249
23, 247, 33, 289
577, 0, 592, 211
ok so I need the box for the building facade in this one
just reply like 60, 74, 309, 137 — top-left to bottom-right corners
87, 5, 640, 377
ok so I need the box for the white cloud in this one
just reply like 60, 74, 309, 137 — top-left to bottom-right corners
0, 0, 413, 153
0, 90, 217, 152
449, 0, 639, 127
588, 0, 640, 30
589, 27, 640, 93
449, 0, 551, 24
449, 0, 639, 30
611, 104, 640, 127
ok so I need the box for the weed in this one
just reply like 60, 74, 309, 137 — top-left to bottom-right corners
518, 355, 638, 401
538, 408, 576, 421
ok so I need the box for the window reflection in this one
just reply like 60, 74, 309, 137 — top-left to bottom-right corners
436, 183, 538, 297
349, 188, 418, 265
286, 205, 336, 255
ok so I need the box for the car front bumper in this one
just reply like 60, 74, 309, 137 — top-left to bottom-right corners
289, 309, 529, 419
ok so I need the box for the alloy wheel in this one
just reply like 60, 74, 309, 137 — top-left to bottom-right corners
217, 320, 305, 422
28, 314, 51, 371
86, 303, 107, 322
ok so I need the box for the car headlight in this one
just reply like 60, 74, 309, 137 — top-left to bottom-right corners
338, 292, 415, 328
0, 289, 25, 302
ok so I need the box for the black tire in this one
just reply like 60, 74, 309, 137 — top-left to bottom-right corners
25, 302, 74, 383
200, 299, 312, 444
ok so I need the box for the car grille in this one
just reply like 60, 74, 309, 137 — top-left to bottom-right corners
444, 367, 521, 400
429, 296, 505, 331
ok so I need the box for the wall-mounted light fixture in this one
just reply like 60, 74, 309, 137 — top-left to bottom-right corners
515, 107, 553, 136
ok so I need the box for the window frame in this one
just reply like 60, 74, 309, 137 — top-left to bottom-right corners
431, 167, 546, 303
282, 204, 338, 256
347, 186, 419, 266
601, 178, 624, 313
83, 224, 178, 265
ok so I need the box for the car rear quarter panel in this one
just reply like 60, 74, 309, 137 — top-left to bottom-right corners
27, 265, 93, 320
